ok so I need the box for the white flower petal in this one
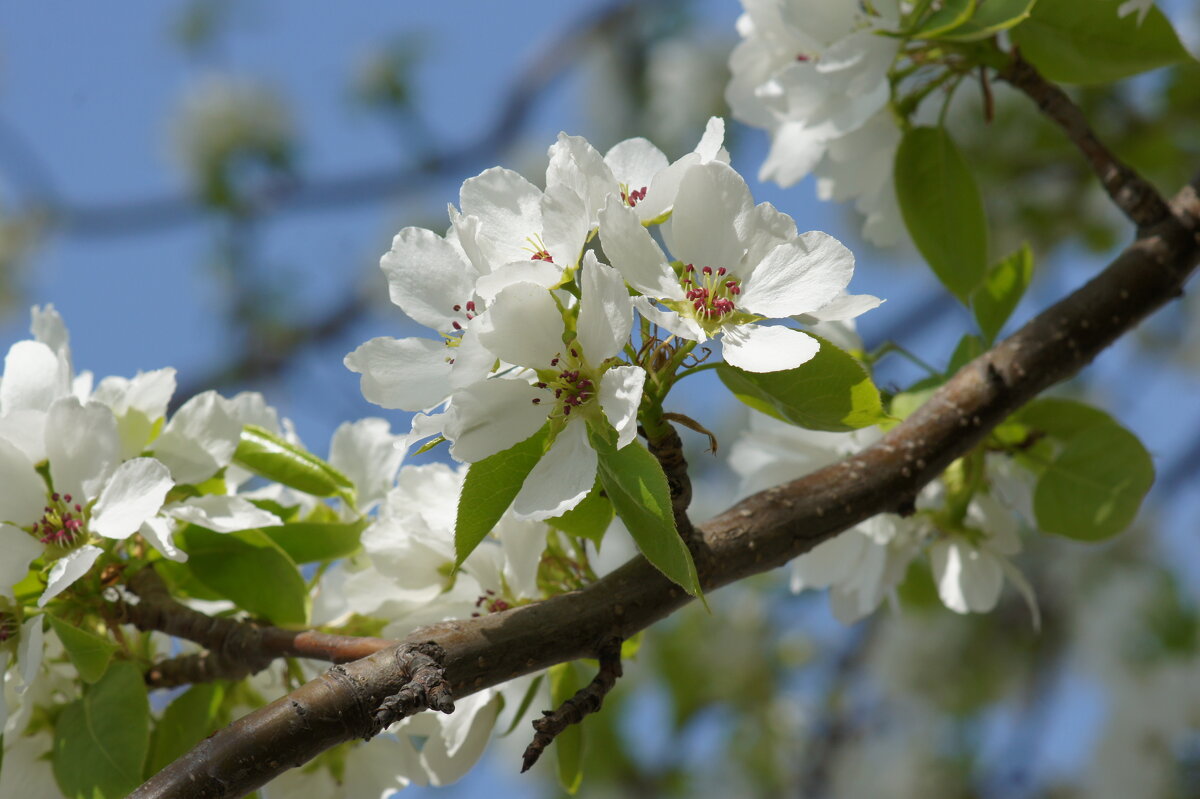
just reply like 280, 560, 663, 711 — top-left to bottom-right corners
17, 614, 45, 687
329, 418, 405, 511
540, 181, 589, 268
722, 325, 819, 372
460, 167, 544, 265
759, 120, 829, 187
381, 227, 477, 334
604, 137, 668, 195
597, 198, 683, 300
795, 291, 883, 323
443, 380, 547, 463
740, 232, 855, 318
139, 516, 186, 562
599, 365, 645, 449
0, 438, 47, 528
665, 161, 754, 270
0, 409, 48, 463
0, 524, 43, 598
38, 545, 103, 607
546, 132, 614, 227
345, 337, 451, 412
153, 391, 242, 485
46, 398, 120, 503
930, 538, 1004, 614
473, 259, 561, 302
576, 252, 634, 363
31, 304, 69, 354
417, 693, 502, 786
512, 419, 597, 521
475, 283, 565, 369
790, 531, 865, 591
632, 297, 705, 341
166, 494, 282, 533
90, 458, 173, 539
0, 341, 68, 416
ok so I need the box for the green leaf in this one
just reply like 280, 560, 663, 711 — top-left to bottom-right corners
146, 683, 227, 778
47, 615, 118, 684
175, 526, 309, 625
547, 479, 613, 546
263, 517, 369, 564
911, 0, 975, 38
233, 424, 357, 506
717, 336, 887, 432
549, 662, 585, 794
937, 0, 1037, 41
589, 430, 702, 598
972, 244, 1034, 342
1017, 397, 1116, 441
455, 425, 550, 566
894, 126, 988, 304
1033, 421, 1154, 541
947, 334, 986, 375
1011, 0, 1191, 85
53, 662, 150, 799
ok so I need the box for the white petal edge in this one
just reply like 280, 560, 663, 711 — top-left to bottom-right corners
91, 458, 174, 539
344, 337, 451, 412
166, 495, 283, 533
512, 418, 597, 521
0, 524, 43, 598
475, 283, 565, 369
721, 324, 820, 372
576, 252, 634, 363
599, 365, 646, 449
139, 516, 186, 562
38, 545, 103, 607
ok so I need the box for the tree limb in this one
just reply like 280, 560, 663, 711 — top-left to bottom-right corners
1000, 51, 1173, 229
131, 172, 1200, 798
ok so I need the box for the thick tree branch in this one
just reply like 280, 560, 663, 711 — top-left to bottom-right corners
1000, 51, 1173, 229
133, 174, 1200, 798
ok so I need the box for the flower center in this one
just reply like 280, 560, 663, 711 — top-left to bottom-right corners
0, 613, 16, 643
620, 183, 648, 208
470, 589, 510, 617
32, 492, 86, 548
448, 300, 477, 332
525, 234, 554, 263
681, 263, 741, 323
530, 347, 596, 418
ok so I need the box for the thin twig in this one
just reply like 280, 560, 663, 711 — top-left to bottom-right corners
1000, 50, 1172, 229
521, 637, 623, 773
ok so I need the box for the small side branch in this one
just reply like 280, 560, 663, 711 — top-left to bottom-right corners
369, 642, 455, 736
114, 565, 396, 685
1001, 51, 1171, 229
641, 422, 701, 550
521, 637, 623, 773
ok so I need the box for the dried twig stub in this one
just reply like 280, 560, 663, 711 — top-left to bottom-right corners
521, 637, 623, 773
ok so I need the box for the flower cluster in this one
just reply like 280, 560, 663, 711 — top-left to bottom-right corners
348, 119, 877, 522
731, 410, 1038, 625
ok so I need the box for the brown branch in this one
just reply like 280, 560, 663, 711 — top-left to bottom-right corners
132, 175, 1200, 798
1000, 50, 1172, 229
640, 420, 703, 552
115, 565, 399, 684
521, 637, 623, 773
131, 642, 453, 799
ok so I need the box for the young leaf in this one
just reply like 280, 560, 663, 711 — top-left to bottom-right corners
455, 425, 550, 566
146, 683, 227, 777
550, 662, 585, 794
910, 0, 975, 38
937, 0, 1036, 41
894, 126, 988, 304
589, 430, 702, 597
47, 615, 118, 684
1018, 397, 1117, 441
262, 517, 369, 564
1010, 0, 1191, 85
174, 525, 309, 625
53, 662, 150, 799
233, 424, 357, 506
547, 479, 614, 546
1033, 421, 1155, 541
717, 335, 887, 432
972, 244, 1034, 343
